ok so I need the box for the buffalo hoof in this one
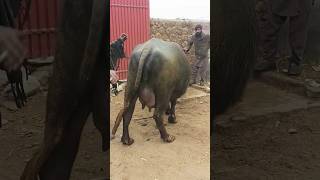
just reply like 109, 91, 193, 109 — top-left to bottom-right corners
110, 133, 115, 140
121, 137, 134, 145
163, 134, 175, 143
168, 115, 177, 124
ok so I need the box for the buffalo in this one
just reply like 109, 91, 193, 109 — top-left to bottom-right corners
21, 0, 107, 179
212, 0, 256, 118
112, 38, 191, 145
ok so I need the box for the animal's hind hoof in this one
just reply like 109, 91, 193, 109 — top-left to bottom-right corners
163, 134, 175, 143
168, 115, 177, 124
121, 137, 134, 145
110, 133, 115, 140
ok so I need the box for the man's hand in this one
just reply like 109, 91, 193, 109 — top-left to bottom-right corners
110, 70, 119, 84
0, 26, 25, 72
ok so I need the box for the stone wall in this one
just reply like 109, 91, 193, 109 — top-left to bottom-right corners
150, 19, 210, 64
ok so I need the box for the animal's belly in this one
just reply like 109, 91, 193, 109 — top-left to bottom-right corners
138, 87, 155, 109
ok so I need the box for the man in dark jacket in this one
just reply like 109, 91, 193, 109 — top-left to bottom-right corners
254, 0, 313, 75
184, 24, 210, 86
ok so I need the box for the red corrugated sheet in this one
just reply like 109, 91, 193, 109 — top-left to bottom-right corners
17, 0, 60, 59
110, 0, 150, 80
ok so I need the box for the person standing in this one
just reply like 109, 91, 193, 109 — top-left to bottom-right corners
184, 24, 210, 86
254, 0, 313, 75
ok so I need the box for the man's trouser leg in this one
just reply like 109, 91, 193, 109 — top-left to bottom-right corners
190, 58, 201, 84
199, 56, 209, 85
287, 12, 310, 75
255, 13, 286, 71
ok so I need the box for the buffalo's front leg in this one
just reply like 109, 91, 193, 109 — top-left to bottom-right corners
168, 99, 177, 123
121, 95, 138, 145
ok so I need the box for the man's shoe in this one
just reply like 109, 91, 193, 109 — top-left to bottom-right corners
287, 63, 302, 76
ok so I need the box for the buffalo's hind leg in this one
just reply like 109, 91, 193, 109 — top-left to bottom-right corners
153, 95, 175, 143
168, 99, 177, 124
165, 102, 171, 115
121, 95, 138, 145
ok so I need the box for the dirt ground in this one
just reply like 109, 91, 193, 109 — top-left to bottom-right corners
214, 107, 320, 180
110, 87, 210, 180
0, 92, 106, 180
213, 76, 320, 180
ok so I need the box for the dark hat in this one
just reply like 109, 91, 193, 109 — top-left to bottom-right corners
194, 24, 203, 30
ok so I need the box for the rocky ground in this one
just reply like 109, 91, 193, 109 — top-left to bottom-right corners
213, 67, 320, 180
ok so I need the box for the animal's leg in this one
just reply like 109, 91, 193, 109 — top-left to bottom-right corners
0, 111, 2, 128
153, 105, 175, 143
36, 102, 90, 180
121, 95, 138, 145
92, 58, 108, 151
168, 99, 177, 124
20, 79, 27, 103
10, 83, 21, 108
16, 82, 24, 107
165, 102, 171, 115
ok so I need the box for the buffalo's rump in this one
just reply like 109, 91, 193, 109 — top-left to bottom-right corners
129, 38, 191, 108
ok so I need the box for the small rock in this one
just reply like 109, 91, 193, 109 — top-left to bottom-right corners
1, 119, 9, 126
1, 101, 18, 111
84, 154, 91, 160
32, 70, 50, 86
152, 131, 159, 136
146, 138, 151, 141
140, 157, 147, 161
230, 115, 247, 122
288, 128, 298, 134
275, 121, 280, 127
24, 143, 38, 149
23, 76, 41, 97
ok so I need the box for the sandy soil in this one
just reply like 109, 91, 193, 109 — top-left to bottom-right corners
213, 77, 320, 180
0, 92, 106, 180
214, 107, 320, 180
110, 88, 210, 180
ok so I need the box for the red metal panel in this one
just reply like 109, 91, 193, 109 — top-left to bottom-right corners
110, 0, 150, 80
17, 0, 59, 59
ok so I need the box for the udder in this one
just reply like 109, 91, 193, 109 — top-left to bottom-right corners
138, 87, 155, 110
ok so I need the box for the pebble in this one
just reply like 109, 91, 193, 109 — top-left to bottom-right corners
275, 121, 280, 127
1, 119, 8, 126
288, 128, 298, 134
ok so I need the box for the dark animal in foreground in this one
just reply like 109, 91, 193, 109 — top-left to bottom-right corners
212, 0, 256, 121
21, 0, 107, 179
112, 38, 191, 145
